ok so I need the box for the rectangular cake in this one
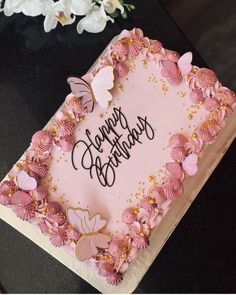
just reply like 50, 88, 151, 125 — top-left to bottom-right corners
0, 28, 236, 293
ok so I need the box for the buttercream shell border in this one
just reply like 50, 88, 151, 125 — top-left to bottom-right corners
0, 28, 235, 286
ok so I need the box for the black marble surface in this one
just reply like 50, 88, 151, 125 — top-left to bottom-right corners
0, 0, 235, 293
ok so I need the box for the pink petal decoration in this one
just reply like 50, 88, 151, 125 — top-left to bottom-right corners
10, 191, 33, 206
204, 97, 219, 112
31, 130, 53, 153
17, 170, 37, 191
196, 68, 217, 89
50, 228, 68, 247
169, 134, 188, 148
27, 162, 47, 178
182, 153, 198, 176
106, 271, 123, 286
190, 89, 204, 104
161, 60, 182, 86
59, 135, 75, 152
31, 185, 47, 201
121, 207, 137, 224
166, 162, 183, 180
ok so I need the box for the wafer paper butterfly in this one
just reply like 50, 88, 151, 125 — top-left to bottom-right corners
67, 208, 111, 261
161, 52, 193, 85
17, 170, 37, 191
166, 153, 198, 179
67, 66, 114, 111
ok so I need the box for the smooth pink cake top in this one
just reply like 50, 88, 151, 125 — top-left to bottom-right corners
0, 28, 235, 286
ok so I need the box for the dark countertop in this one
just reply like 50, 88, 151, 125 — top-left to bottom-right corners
0, 0, 235, 293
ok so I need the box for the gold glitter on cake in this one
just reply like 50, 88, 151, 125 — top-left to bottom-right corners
117, 82, 124, 93
98, 113, 104, 119
148, 73, 157, 83
177, 91, 186, 98
141, 59, 148, 69
187, 114, 193, 120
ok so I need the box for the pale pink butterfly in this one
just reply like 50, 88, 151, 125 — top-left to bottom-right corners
166, 153, 198, 178
161, 52, 192, 85
67, 65, 114, 111
177, 52, 193, 75
67, 208, 111, 261
17, 170, 37, 191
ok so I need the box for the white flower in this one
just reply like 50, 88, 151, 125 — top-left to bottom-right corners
77, 4, 114, 34
70, 0, 93, 16
43, 0, 75, 33
3, 0, 43, 17
103, 0, 124, 14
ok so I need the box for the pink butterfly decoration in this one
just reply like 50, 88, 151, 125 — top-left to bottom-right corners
177, 52, 193, 75
67, 76, 95, 112
161, 52, 193, 85
182, 153, 198, 176
68, 65, 114, 111
17, 170, 37, 191
166, 153, 198, 177
67, 208, 111, 261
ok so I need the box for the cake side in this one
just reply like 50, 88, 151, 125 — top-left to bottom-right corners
0, 28, 235, 290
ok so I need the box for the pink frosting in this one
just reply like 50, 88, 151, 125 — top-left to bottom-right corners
130, 221, 150, 250
190, 89, 204, 104
108, 239, 126, 258
0, 180, 16, 205
196, 118, 221, 143
169, 134, 188, 148
170, 146, 186, 162
67, 228, 80, 241
31, 185, 47, 201
204, 97, 219, 112
65, 93, 85, 117
55, 120, 74, 137
196, 68, 217, 89
121, 207, 138, 224
115, 62, 129, 78
49, 228, 68, 247
163, 177, 183, 200
47, 201, 62, 214
31, 130, 53, 153
27, 162, 47, 178
161, 60, 182, 86
118, 28, 144, 57
58, 135, 75, 152
185, 136, 203, 154
10, 191, 35, 221
106, 271, 123, 286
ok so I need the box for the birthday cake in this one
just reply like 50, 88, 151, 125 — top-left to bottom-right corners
0, 28, 235, 288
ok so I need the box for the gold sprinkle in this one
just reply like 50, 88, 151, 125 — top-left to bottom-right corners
187, 114, 193, 120
51, 187, 56, 192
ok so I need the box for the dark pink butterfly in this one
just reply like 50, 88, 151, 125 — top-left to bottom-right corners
67, 76, 94, 112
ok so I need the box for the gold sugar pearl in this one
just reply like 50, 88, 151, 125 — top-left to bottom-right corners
132, 208, 139, 215
139, 232, 145, 238
51, 187, 57, 192
192, 133, 197, 138
187, 114, 193, 120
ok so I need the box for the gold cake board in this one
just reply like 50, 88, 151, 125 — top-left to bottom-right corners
0, 36, 236, 293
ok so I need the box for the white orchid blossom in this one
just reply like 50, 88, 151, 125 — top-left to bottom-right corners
3, 0, 43, 17
43, 0, 75, 33
1, 0, 134, 35
103, 0, 124, 14
70, 0, 93, 16
77, 4, 114, 34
